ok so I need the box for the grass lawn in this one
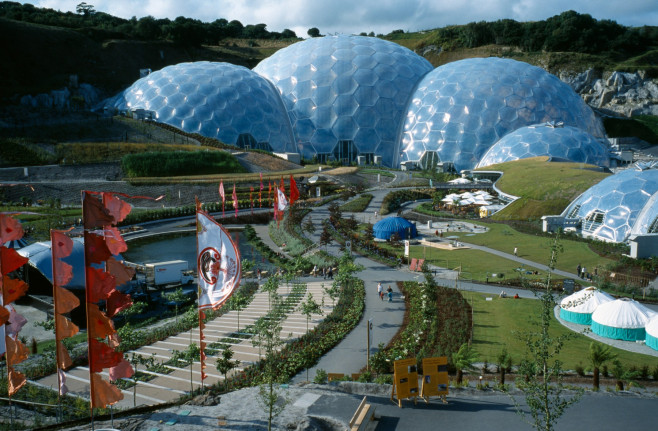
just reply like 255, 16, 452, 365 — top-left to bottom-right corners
438, 221, 614, 276
340, 194, 373, 212
468, 292, 657, 370
409, 246, 549, 283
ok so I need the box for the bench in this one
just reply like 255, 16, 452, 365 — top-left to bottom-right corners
349, 396, 377, 431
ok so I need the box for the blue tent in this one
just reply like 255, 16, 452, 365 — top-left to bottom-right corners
373, 217, 417, 240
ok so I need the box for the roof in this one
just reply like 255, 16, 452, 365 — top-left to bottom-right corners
591, 298, 656, 329
373, 216, 417, 240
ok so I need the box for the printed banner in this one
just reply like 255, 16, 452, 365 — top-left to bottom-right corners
197, 211, 241, 309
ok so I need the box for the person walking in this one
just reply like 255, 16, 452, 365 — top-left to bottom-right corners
387, 285, 393, 302
513, 247, 518, 256
576, 264, 582, 278
377, 282, 383, 301
328, 267, 333, 279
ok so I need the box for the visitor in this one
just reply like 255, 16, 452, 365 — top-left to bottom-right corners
328, 267, 333, 279
576, 264, 582, 277
514, 293, 519, 299
256, 268, 261, 281
377, 282, 383, 300
322, 267, 326, 279
513, 247, 518, 256
499, 290, 507, 298
387, 286, 393, 302
581, 266, 586, 279
312, 265, 317, 277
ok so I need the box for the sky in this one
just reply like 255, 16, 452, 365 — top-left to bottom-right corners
27, 0, 658, 37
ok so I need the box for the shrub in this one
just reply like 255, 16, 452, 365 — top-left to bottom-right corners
121, 150, 246, 177
314, 369, 328, 384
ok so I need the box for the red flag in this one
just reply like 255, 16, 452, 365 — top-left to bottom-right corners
52, 230, 74, 287
106, 289, 132, 317
83, 192, 114, 229
268, 181, 272, 202
84, 232, 112, 264
104, 226, 128, 255
0, 247, 28, 274
250, 187, 254, 214
0, 306, 9, 326
0, 214, 23, 243
232, 183, 238, 218
86, 267, 116, 303
289, 174, 299, 206
280, 177, 285, 194
109, 358, 134, 380
273, 186, 279, 223
90, 372, 123, 408
219, 180, 225, 217
104, 193, 132, 224
2, 276, 28, 304
89, 339, 122, 372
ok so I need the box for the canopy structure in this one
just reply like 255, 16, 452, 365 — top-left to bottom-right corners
559, 287, 614, 325
373, 216, 417, 240
3, 238, 28, 249
647, 315, 658, 351
591, 298, 656, 341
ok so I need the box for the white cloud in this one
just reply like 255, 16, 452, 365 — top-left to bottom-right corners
19, 0, 658, 37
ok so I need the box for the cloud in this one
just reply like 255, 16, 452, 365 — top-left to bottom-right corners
21, 0, 658, 37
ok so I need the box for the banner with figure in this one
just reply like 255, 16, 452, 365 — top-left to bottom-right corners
197, 209, 241, 310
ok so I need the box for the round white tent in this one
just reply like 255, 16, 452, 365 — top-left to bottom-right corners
591, 298, 656, 341
559, 287, 614, 325
646, 315, 658, 351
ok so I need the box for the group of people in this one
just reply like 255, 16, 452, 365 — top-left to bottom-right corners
576, 263, 595, 281
312, 265, 333, 279
377, 282, 393, 302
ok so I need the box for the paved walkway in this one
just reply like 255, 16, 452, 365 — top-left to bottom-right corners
32, 282, 334, 408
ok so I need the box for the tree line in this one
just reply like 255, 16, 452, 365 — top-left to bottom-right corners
422, 10, 657, 59
0, 1, 300, 45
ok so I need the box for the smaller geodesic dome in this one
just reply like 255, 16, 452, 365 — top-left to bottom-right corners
373, 217, 417, 240
559, 286, 615, 325
475, 123, 611, 169
591, 298, 656, 341
646, 315, 658, 351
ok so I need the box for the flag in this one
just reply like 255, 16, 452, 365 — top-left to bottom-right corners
196, 210, 241, 310
268, 181, 272, 202
279, 177, 285, 195
219, 180, 225, 217
289, 174, 299, 206
250, 187, 254, 214
90, 372, 123, 408
259, 173, 264, 207
232, 183, 238, 218
58, 369, 69, 396
273, 188, 279, 224
277, 188, 288, 212
0, 214, 23, 243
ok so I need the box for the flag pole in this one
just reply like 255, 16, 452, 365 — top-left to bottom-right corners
195, 198, 205, 392
50, 229, 63, 421
82, 192, 95, 430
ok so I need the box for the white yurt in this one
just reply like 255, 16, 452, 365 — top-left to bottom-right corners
646, 315, 658, 351
591, 298, 656, 341
559, 286, 615, 325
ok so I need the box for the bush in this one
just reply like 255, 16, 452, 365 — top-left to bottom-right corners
314, 369, 328, 384
121, 150, 246, 177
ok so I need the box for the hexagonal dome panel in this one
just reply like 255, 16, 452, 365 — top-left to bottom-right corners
476, 123, 611, 168
561, 166, 658, 243
400, 57, 606, 172
254, 35, 433, 167
108, 62, 296, 153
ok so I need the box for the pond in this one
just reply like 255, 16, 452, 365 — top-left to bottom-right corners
122, 230, 275, 273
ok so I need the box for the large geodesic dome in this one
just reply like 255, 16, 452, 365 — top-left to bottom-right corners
254, 35, 433, 167
561, 166, 658, 243
109, 62, 296, 153
476, 123, 611, 168
400, 57, 605, 172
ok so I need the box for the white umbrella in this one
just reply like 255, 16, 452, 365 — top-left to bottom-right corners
449, 178, 472, 184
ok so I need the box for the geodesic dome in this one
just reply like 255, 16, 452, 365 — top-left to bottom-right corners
400, 57, 605, 172
108, 62, 296, 153
476, 123, 611, 169
559, 286, 615, 325
373, 217, 417, 240
561, 166, 658, 243
591, 298, 656, 341
254, 35, 433, 168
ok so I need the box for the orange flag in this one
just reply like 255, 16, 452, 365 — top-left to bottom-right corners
55, 314, 79, 339
87, 304, 116, 340
90, 372, 123, 408
54, 286, 80, 314
106, 257, 135, 286
7, 368, 26, 396
56, 341, 73, 370
0, 214, 23, 243
104, 226, 128, 255
5, 336, 29, 364
2, 276, 28, 304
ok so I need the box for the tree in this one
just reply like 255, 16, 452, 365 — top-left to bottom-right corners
164, 287, 187, 323
588, 342, 616, 390
303, 216, 315, 235
228, 292, 249, 332
512, 234, 582, 431
319, 222, 333, 251
611, 359, 641, 391
307, 27, 321, 38
363, 224, 375, 244
452, 342, 478, 384
497, 347, 513, 386
298, 293, 323, 381
216, 344, 240, 392
76, 2, 95, 16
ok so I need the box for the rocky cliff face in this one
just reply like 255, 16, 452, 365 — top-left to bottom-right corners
561, 69, 658, 117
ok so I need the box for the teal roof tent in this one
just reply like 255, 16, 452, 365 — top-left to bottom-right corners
559, 287, 614, 325
373, 217, 417, 240
591, 298, 656, 341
